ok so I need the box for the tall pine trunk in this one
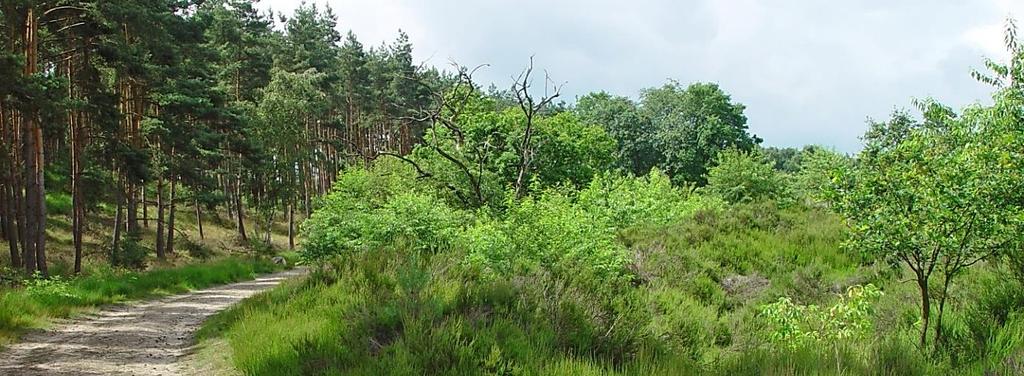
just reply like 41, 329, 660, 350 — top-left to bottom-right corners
71, 109, 84, 273
1, 104, 21, 268
195, 197, 204, 240
141, 187, 148, 228
20, 6, 46, 276
288, 202, 295, 250
155, 174, 165, 259
68, 58, 85, 274
166, 175, 177, 255
111, 173, 124, 264
235, 172, 247, 242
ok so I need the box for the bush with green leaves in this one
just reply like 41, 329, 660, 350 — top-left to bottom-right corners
756, 284, 884, 373
577, 168, 721, 230
704, 148, 788, 205
23, 274, 78, 302
530, 112, 617, 189
503, 189, 630, 285
759, 284, 883, 348
790, 146, 850, 205
301, 159, 467, 262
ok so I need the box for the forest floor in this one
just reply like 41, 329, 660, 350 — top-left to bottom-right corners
0, 267, 307, 376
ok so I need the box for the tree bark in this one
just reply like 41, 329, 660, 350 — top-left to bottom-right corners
34, 115, 47, 277
166, 176, 177, 254
19, 6, 46, 276
288, 202, 295, 250
71, 108, 83, 274
141, 185, 148, 228
235, 172, 247, 242
917, 275, 931, 349
155, 174, 165, 259
68, 59, 85, 274
195, 197, 204, 240
0, 104, 21, 268
126, 183, 138, 236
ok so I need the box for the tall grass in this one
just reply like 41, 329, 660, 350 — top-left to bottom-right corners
0, 258, 280, 347
196, 204, 861, 375
193, 162, 1024, 374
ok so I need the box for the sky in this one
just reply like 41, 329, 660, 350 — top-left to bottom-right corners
259, 0, 1024, 152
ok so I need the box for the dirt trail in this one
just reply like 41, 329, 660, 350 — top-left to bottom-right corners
0, 268, 306, 376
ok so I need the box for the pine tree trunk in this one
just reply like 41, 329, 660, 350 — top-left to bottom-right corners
141, 186, 148, 228
71, 106, 83, 274
19, 6, 46, 276
34, 117, 47, 276
1, 104, 20, 268
288, 203, 295, 250
303, 163, 311, 218
68, 59, 85, 274
235, 173, 247, 242
195, 197, 204, 240
2, 176, 19, 269
127, 183, 138, 236
21, 94, 39, 276
166, 176, 177, 255
14, 135, 28, 270
112, 180, 124, 264
155, 175, 165, 259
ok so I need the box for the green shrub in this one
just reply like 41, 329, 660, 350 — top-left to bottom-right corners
577, 168, 721, 230
791, 147, 850, 205
704, 148, 788, 205
301, 160, 466, 263
758, 284, 883, 347
302, 190, 465, 262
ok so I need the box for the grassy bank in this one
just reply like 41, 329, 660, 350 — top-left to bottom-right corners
190, 162, 1024, 375
196, 205, 1024, 375
0, 257, 287, 347
190, 204, 855, 375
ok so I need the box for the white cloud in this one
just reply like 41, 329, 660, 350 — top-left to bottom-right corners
259, 0, 1015, 152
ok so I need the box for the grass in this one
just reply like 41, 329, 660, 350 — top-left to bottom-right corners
194, 252, 678, 375
0, 257, 283, 347
191, 204, 853, 375
194, 202, 1024, 375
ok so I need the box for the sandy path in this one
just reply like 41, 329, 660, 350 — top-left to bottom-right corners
0, 268, 306, 376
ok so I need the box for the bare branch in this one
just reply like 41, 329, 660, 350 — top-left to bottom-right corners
379, 151, 431, 179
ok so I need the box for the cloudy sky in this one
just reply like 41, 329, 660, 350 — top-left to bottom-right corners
260, 0, 1023, 152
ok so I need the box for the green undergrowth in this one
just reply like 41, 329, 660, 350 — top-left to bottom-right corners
196, 247, 699, 375
197, 204, 875, 375
0, 257, 283, 347
194, 161, 1024, 375
200, 207, 1024, 375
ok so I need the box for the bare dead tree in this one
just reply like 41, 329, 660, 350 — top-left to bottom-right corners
511, 57, 563, 199
382, 58, 563, 206
382, 63, 490, 207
